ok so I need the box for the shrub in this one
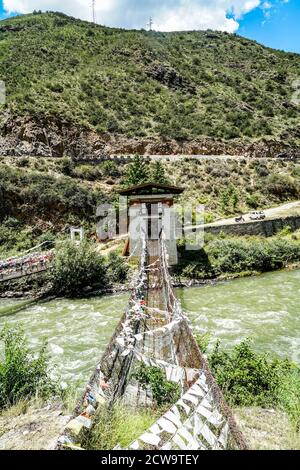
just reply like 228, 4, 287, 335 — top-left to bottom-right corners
209, 238, 300, 274
195, 332, 211, 353
0, 326, 56, 409
105, 252, 128, 284
278, 369, 300, 431
59, 156, 74, 176
208, 339, 300, 431
100, 161, 120, 178
209, 339, 293, 407
50, 240, 106, 296
174, 236, 300, 280
133, 365, 181, 407
265, 174, 298, 200
73, 165, 101, 181
16, 157, 30, 168
246, 194, 260, 209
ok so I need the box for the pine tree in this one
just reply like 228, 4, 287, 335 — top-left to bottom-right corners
151, 161, 168, 184
124, 155, 149, 186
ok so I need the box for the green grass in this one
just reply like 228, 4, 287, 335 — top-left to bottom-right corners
84, 403, 160, 450
0, 11, 299, 143
0, 156, 299, 250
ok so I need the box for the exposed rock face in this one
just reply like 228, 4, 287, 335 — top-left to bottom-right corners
0, 112, 299, 160
146, 63, 196, 94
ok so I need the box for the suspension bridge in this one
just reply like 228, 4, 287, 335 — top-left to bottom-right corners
0, 242, 53, 283
57, 234, 247, 451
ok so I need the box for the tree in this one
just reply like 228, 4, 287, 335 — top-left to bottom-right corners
151, 161, 169, 184
124, 155, 149, 186
220, 183, 239, 214
50, 240, 106, 297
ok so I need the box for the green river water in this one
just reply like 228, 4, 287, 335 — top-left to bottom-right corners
0, 269, 299, 388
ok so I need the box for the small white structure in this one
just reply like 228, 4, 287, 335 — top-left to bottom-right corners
70, 227, 85, 243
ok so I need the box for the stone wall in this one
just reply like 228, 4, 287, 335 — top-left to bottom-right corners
204, 216, 300, 237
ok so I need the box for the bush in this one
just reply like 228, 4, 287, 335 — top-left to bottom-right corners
50, 240, 106, 296
265, 174, 298, 200
100, 161, 120, 178
208, 339, 300, 431
0, 326, 56, 409
209, 339, 293, 407
59, 156, 74, 176
209, 238, 300, 274
106, 252, 128, 284
195, 332, 211, 353
246, 194, 260, 209
174, 235, 300, 280
73, 165, 101, 181
133, 365, 181, 407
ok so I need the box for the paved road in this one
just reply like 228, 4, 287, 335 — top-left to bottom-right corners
111, 154, 298, 162
195, 200, 300, 230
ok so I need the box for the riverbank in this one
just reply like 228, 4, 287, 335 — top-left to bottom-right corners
1, 400, 298, 450
1, 260, 300, 302
1, 269, 299, 450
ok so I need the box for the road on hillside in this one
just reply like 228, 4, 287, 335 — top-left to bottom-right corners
195, 200, 300, 230
111, 154, 298, 161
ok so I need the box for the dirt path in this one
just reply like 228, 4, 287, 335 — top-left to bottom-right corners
0, 404, 71, 450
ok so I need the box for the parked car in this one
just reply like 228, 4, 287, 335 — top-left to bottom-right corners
249, 211, 266, 220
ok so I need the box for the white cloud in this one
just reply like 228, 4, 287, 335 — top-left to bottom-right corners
3, 0, 262, 32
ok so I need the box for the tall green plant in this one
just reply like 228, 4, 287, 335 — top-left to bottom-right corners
151, 161, 169, 184
124, 155, 149, 186
0, 326, 56, 409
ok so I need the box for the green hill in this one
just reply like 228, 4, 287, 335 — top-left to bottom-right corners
0, 11, 299, 157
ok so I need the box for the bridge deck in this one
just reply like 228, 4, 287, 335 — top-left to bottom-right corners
57, 236, 247, 451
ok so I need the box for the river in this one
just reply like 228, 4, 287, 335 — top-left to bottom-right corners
0, 269, 299, 388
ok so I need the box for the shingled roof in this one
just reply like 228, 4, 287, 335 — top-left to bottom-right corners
118, 182, 184, 196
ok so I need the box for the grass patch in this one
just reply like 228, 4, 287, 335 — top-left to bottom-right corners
85, 403, 160, 450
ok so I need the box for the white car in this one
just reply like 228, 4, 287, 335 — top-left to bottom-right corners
249, 211, 266, 220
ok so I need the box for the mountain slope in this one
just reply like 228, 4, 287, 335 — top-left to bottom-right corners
0, 11, 299, 157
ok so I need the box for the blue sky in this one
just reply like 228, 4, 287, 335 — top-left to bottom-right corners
0, 0, 299, 53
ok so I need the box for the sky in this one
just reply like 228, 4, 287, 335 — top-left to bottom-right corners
0, 0, 299, 53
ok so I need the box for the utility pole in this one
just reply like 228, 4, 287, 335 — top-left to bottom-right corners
147, 16, 153, 31
92, 0, 96, 24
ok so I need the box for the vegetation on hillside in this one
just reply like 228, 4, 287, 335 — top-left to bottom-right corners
0, 155, 299, 259
0, 12, 299, 143
174, 230, 300, 281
